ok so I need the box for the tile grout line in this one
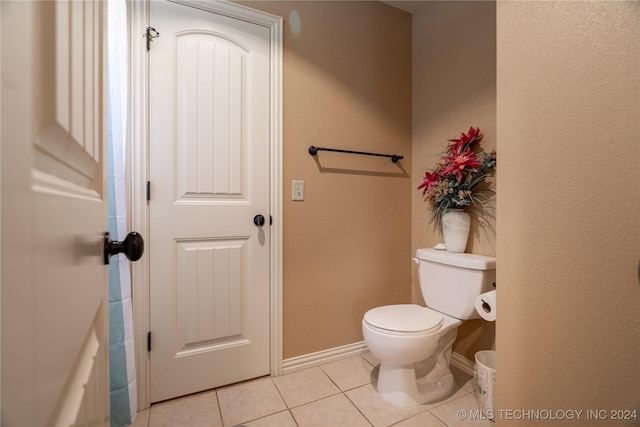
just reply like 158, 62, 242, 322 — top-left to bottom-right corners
213, 389, 226, 427
282, 358, 374, 426
326, 355, 381, 426
269, 375, 301, 426
341, 389, 375, 427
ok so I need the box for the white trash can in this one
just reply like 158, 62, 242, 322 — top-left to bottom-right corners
475, 350, 496, 420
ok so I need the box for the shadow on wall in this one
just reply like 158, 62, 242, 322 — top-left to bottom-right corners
468, 189, 496, 255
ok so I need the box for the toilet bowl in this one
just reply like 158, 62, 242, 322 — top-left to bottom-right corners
362, 249, 496, 407
362, 304, 461, 406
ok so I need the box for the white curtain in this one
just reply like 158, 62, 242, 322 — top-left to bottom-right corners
107, 0, 137, 425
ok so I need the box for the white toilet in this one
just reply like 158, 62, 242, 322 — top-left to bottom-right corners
362, 248, 496, 407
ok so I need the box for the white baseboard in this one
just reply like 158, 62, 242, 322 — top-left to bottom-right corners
281, 341, 476, 379
282, 341, 369, 375
451, 351, 476, 376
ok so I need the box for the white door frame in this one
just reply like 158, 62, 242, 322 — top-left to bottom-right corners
128, 0, 283, 409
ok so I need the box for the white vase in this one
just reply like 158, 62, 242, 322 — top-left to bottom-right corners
441, 209, 470, 253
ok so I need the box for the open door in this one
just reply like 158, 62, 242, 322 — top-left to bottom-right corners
2, 1, 115, 425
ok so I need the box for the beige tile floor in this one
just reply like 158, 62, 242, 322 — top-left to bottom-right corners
131, 353, 493, 427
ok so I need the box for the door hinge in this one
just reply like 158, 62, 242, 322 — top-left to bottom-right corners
146, 26, 160, 51
147, 331, 151, 352
146, 181, 151, 202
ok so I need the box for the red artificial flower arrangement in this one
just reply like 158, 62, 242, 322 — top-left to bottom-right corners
418, 127, 496, 231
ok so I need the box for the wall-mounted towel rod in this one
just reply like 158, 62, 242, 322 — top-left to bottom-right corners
308, 146, 403, 163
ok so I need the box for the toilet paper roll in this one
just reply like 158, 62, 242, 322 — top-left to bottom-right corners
475, 290, 496, 322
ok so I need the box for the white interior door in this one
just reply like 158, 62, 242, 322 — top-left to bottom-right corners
149, 0, 271, 402
1, 1, 109, 425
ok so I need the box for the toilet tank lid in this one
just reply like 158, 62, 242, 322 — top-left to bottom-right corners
416, 248, 496, 270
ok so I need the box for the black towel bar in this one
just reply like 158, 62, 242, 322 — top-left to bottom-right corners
308, 146, 403, 163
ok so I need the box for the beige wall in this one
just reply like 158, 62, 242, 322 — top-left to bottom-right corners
496, 1, 640, 424
412, 1, 497, 360
238, 1, 413, 359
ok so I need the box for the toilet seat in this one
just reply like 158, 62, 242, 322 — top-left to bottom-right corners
364, 304, 443, 335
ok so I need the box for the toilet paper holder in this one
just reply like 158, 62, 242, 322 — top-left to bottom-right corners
480, 283, 496, 314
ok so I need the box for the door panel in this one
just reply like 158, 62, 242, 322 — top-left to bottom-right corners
174, 31, 249, 200
1, 1, 108, 425
149, 0, 271, 403
175, 239, 247, 349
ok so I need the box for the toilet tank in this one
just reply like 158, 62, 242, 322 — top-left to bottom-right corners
416, 248, 496, 320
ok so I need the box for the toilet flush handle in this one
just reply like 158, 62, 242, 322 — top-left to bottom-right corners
411, 257, 420, 265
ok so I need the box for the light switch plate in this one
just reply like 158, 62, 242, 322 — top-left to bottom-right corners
292, 180, 304, 201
